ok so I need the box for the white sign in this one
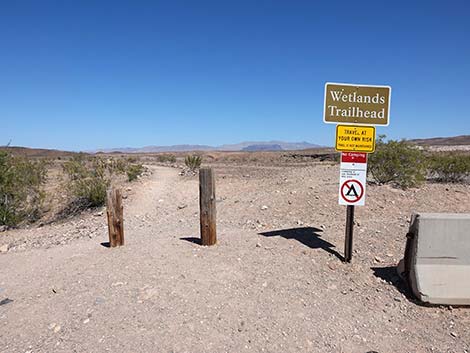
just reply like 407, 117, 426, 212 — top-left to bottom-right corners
338, 152, 367, 206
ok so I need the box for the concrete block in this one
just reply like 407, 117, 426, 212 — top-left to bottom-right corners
399, 213, 470, 305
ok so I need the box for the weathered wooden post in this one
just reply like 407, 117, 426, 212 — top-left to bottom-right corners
106, 188, 124, 247
199, 167, 217, 246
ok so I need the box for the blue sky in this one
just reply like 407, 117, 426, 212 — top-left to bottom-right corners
1, 1, 469, 151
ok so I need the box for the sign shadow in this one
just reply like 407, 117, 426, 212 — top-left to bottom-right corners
259, 227, 344, 261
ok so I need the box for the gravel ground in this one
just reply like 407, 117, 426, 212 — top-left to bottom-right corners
1, 163, 469, 353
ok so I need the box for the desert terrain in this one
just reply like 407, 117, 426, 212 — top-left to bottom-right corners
1, 151, 470, 353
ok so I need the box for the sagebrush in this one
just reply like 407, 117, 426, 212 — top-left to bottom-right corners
157, 154, 176, 163
428, 153, 470, 183
0, 151, 47, 226
62, 154, 145, 214
62, 155, 110, 211
368, 136, 427, 189
127, 163, 144, 181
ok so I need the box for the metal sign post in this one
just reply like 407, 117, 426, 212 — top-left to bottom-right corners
344, 205, 355, 262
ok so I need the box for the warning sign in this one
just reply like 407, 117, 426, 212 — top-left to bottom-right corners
340, 179, 364, 203
338, 152, 367, 206
335, 125, 375, 153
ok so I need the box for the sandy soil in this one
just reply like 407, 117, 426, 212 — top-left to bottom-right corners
1, 162, 470, 353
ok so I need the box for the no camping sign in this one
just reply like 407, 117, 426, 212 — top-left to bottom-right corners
338, 152, 367, 206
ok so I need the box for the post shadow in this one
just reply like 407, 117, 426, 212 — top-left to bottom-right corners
100, 242, 110, 248
180, 237, 202, 245
259, 227, 344, 261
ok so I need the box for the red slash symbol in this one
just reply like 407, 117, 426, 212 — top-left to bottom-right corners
340, 179, 364, 203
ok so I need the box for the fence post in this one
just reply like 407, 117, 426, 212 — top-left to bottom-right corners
199, 167, 217, 246
106, 188, 124, 247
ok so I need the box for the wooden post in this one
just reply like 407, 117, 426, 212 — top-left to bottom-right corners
199, 167, 217, 246
344, 205, 354, 262
106, 188, 124, 247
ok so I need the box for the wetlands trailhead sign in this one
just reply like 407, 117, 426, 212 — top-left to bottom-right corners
322, 81, 391, 262
323, 82, 391, 126
322, 81, 392, 206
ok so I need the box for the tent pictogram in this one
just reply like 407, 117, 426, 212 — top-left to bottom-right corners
340, 179, 364, 203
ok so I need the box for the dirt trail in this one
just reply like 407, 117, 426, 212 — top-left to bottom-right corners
1, 165, 469, 353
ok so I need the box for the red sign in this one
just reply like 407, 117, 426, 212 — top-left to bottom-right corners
341, 152, 367, 164
340, 179, 365, 203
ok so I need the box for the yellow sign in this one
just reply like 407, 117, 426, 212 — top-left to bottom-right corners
324, 82, 391, 126
335, 125, 376, 153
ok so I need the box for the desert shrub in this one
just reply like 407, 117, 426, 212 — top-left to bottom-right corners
72, 174, 108, 207
157, 154, 176, 163
368, 136, 427, 189
63, 155, 109, 210
185, 155, 202, 171
62, 153, 89, 180
428, 153, 470, 183
126, 163, 144, 181
108, 158, 128, 174
0, 151, 47, 226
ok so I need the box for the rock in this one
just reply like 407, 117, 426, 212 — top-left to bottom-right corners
94, 211, 103, 217
177, 204, 188, 210
0, 298, 13, 306
261, 205, 268, 211
0, 225, 7, 232
49, 323, 61, 333
0, 244, 10, 253
95, 297, 105, 305
83, 318, 90, 324
374, 256, 383, 263
450, 332, 458, 338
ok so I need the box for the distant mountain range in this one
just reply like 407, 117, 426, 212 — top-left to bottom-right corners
410, 135, 470, 146
92, 141, 322, 153
4, 135, 469, 157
